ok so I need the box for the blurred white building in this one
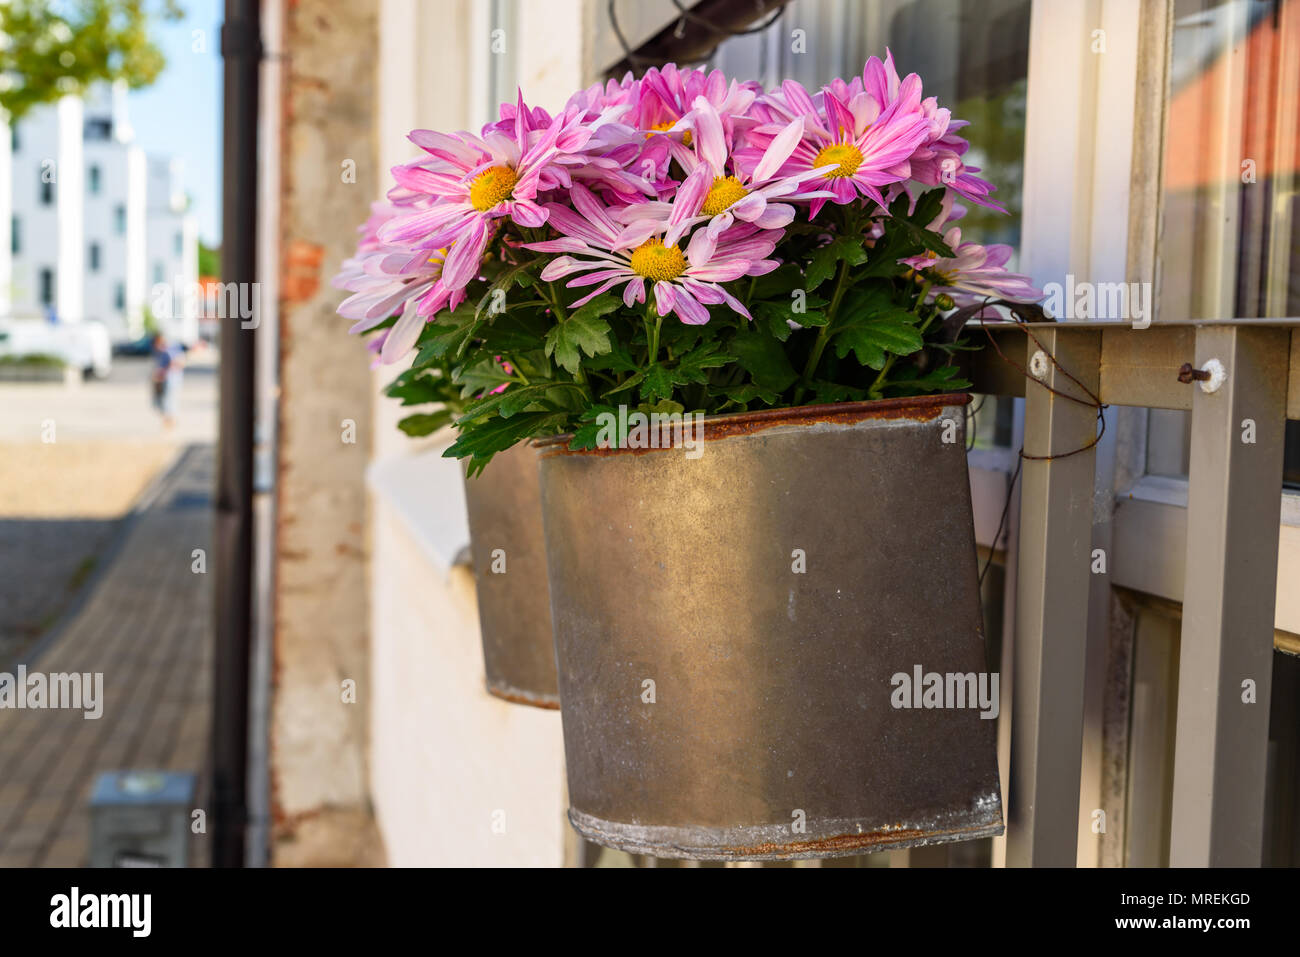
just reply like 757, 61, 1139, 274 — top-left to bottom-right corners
1, 82, 199, 343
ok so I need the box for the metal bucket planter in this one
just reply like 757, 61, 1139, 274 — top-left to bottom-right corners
463, 441, 559, 709
536, 394, 1003, 860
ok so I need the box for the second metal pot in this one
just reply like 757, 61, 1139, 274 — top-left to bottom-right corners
463, 441, 559, 709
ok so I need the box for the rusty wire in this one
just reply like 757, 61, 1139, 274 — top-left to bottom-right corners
977, 312, 1108, 462
972, 309, 1109, 593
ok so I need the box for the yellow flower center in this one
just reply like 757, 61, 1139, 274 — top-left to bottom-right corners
468, 165, 518, 212
644, 121, 692, 146
628, 238, 687, 282
701, 175, 749, 216
812, 142, 864, 179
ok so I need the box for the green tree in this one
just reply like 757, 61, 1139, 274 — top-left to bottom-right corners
197, 241, 220, 277
0, 1, 183, 122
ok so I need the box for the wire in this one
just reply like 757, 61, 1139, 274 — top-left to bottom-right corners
979, 453, 1021, 593
965, 393, 987, 452
608, 0, 789, 74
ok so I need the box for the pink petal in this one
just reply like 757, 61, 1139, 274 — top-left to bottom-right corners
380, 300, 425, 364
752, 116, 804, 182
442, 218, 488, 290
509, 198, 548, 228
691, 96, 728, 175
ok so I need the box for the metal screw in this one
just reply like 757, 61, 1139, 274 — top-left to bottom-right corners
1178, 359, 1227, 394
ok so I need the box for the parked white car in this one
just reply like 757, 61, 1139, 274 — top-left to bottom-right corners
0, 319, 113, 379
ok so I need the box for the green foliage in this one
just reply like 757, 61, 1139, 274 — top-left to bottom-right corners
197, 242, 220, 277
376, 190, 990, 471
140, 304, 160, 336
1, 1, 184, 122
0, 352, 66, 368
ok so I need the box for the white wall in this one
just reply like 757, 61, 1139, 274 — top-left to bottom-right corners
9, 100, 74, 319
83, 139, 147, 338
55, 97, 85, 323
364, 0, 605, 867
370, 493, 566, 866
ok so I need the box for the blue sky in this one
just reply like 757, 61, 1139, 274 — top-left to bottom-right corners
126, 0, 223, 245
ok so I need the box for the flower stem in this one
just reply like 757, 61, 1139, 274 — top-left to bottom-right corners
648, 311, 663, 367
545, 282, 568, 321
868, 279, 934, 397
794, 257, 852, 403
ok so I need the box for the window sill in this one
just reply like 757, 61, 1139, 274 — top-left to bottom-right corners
366, 439, 471, 580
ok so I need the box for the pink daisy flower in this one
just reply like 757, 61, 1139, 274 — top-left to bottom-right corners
378, 93, 596, 291
742, 78, 932, 216
523, 183, 779, 325
901, 226, 1041, 304
862, 50, 1004, 211
610, 96, 835, 256
334, 203, 467, 364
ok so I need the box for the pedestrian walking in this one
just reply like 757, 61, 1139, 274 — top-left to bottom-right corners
150, 333, 185, 430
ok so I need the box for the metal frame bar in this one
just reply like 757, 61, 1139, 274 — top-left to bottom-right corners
969, 322, 1300, 418
976, 320, 1296, 865
1007, 328, 1101, 867
1169, 326, 1289, 865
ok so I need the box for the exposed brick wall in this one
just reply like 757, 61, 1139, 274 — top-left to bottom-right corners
272, 0, 382, 866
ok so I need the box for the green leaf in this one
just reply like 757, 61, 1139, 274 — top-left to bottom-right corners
717, 383, 780, 407
638, 399, 686, 415
386, 375, 444, 406
445, 410, 570, 477
884, 364, 972, 396
544, 297, 617, 373
569, 404, 618, 450
808, 380, 869, 403
397, 410, 454, 437
456, 382, 575, 424
475, 259, 543, 320
730, 327, 799, 392
639, 364, 677, 403
674, 341, 735, 383
602, 370, 646, 397
805, 236, 869, 291
415, 298, 482, 362
453, 357, 514, 397
833, 317, 925, 370
748, 263, 805, 299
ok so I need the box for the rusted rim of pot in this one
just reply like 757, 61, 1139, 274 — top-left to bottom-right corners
534, 392, 972, 456
568, 808, 1003, 862
485, 680, 560, 710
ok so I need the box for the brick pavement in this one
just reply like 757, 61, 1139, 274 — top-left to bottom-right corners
0, 444, 214, 867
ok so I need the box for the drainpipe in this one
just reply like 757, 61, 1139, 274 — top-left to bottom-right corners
212, 0, 262, 868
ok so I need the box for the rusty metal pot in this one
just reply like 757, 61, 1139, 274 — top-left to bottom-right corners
463, 441, 559, 709
536, 394, 1003, 860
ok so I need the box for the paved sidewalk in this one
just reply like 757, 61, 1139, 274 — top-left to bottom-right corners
0, 445, 214, 867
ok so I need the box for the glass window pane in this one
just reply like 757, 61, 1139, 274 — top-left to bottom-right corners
1160, 0, 1300, 320
710, 0, 1032, 266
